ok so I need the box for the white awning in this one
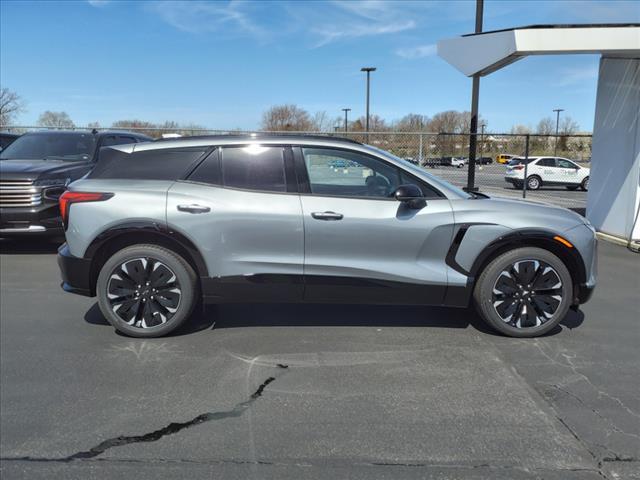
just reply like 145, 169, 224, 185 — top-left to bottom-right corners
437, 24, 640, 77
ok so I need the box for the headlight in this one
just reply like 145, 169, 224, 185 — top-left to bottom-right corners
33, 177, 71, 187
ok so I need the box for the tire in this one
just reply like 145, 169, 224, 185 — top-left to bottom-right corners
96, 244, 198, 338
581, 177, 589, 191
526, 175, 541, 190
473, 247, 573, 338
566, 185, 579, 191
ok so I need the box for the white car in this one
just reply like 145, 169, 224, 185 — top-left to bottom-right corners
505, 157, 590, 191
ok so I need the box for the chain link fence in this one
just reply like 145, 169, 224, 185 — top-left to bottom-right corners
2, 126, 592, 211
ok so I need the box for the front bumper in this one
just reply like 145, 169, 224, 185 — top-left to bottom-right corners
57, 243, 94, 297
0, 204, 63, 236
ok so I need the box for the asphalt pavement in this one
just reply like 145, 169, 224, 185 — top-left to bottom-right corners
0, 238, 638, 479
429, 163, 588, 209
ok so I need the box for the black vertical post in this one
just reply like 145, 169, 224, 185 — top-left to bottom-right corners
522, 134, 530, 199
465, 0, 483, 192
342, 108, 351, 133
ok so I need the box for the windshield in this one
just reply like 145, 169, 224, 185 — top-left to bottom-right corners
0, 132, 97, 161
365, 145, 472, 199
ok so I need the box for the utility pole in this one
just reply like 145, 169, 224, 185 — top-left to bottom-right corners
479, 122, 486, 161
465, 0, 483, 192
553, 108, 564, 158
361, 67, 376, 142
342, 108, 351, 133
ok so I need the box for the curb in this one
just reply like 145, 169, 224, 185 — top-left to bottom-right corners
596, 231, 639, 251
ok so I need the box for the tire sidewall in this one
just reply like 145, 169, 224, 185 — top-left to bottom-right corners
527, 176, 541, 190
97, 245, 197, 338
582, 177, 589, 191
474, 247, 573, 338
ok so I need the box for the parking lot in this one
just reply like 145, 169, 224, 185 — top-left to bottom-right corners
430, 163, 588, 210
0, 238, 637, 479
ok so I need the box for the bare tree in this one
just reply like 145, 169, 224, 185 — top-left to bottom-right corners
560, 116, 579, 135
395, 113, 429, 132
261, 104, 313, 131
311, 111, 332, 132
0, 87, 25, 126
112, 119, 158, 137
37, 111, 75, 128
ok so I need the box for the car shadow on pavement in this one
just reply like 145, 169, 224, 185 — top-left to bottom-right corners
0, 238, 63, 254
84, 301, 585, 338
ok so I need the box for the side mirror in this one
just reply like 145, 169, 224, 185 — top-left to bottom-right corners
393, 184, 426, 209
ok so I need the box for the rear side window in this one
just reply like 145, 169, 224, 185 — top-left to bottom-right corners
221, 146, 286, 192
90, 147, 207, 180
101, 135, 138, 147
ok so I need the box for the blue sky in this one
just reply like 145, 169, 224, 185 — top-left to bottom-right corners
1, 0, 638, 132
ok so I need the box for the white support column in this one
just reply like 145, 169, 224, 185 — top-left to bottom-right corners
586, 56, 640, 241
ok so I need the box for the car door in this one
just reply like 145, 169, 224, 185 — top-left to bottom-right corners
295, 146, 455, 304
536, 157, 557, 183
556, 158, 580, 185
167, 145, 304, 302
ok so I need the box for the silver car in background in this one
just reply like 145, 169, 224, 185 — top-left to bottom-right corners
57, 135, 597, 338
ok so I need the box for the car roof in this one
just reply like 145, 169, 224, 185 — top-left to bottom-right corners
136, 133, 361, 151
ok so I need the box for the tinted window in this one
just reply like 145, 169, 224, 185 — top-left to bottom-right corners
0, 132, 96, 161
303, 147, 400, 198
89, 147, 207, 180
537, 158, 556, 167
221, 146, 286, 192
101, 135, 138, 147
187, 149, 221, 186
508, 157, 536, 165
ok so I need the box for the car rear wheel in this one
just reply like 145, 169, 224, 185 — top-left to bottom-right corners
581, 177, 589, 191
96, 244, 198, 338
473, 247, 573, 337
526, 175, 541, 190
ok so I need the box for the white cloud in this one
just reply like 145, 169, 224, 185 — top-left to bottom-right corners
395, 44, 437, 59
146, 0, 267, 38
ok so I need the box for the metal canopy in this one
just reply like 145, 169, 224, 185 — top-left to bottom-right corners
438, 24, 640, 77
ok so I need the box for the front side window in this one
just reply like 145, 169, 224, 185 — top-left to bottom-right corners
221, 146, 286, 192
557, 159, 577, 169
302, 148, 400, 198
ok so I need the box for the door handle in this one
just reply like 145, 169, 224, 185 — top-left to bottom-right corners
177, 204, 210, 214
311, 211, 343, 221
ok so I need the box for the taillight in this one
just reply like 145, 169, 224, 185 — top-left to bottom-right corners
59, 191, 114, 229
513, 165, 525, 170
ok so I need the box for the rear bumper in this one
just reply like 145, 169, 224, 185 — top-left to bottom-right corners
504, 176, 522, 185
57, 243, 94, 297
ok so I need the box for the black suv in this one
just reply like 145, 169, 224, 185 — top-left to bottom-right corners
0, 130, 151, 236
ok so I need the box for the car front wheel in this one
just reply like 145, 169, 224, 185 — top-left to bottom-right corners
473, 247, 573, 337
96, 244, 198, 338
581, 177, 589, 191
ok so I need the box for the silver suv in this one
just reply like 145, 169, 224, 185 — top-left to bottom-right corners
57, 135, 597, 338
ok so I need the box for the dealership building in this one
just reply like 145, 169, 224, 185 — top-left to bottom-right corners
438, 24, 640, 243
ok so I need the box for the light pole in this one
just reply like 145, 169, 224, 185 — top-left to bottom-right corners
361, 67, 376, 141
342, 108, 351, 133
465, 0, 483, 192
553, 108, 564, 158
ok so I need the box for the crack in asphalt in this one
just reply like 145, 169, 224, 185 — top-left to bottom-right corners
1, 365, 289, 464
